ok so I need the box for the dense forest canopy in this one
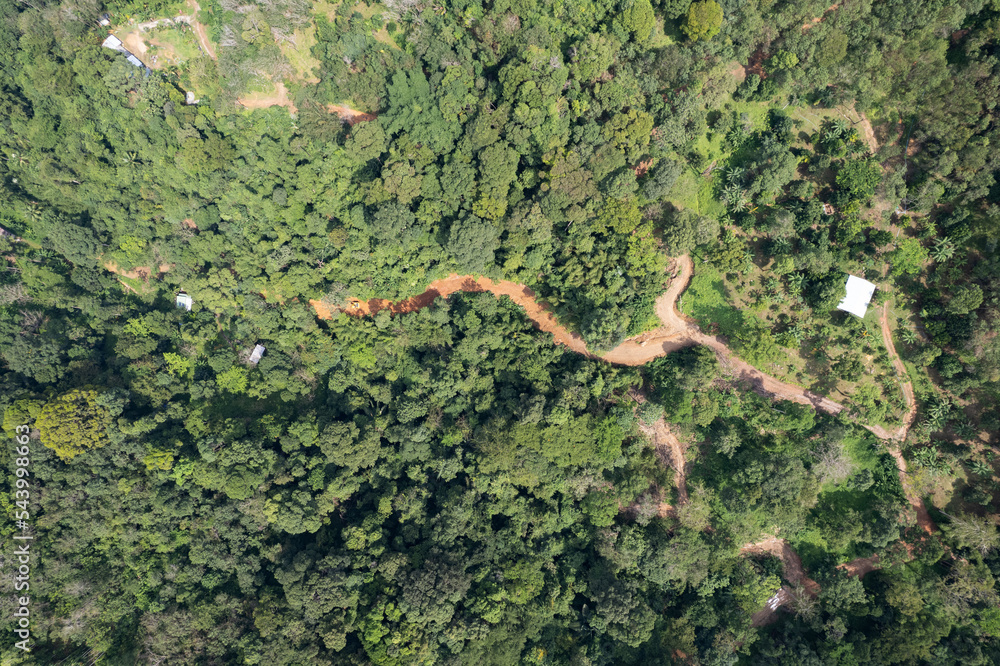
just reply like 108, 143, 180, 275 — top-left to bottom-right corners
2, 0, 1000, 662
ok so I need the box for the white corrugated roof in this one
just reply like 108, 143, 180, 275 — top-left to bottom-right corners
248, 344, 265, 365
837, 275, 876, 318
102, 34, 125, 51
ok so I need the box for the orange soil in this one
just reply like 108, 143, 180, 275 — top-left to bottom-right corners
121, 32, 149, 59
104, 261, 173, 282
743, 538, 884, 624
313, 273, 594, 356
181, 218, 198, 229
742, 538, 821, 595
239, 81, 297, 112
639, 417, 689, 504
727, 60, 747, 84
859, 112, 878, 153
742, 537, 821, 627
802, 3, 840, 31
327, 104, 377, 125
838, 554, 880, 578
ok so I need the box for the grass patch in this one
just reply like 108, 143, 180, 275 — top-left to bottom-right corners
669, 170, 702, 212
279, 26, 322, 81
680, 260, 745, 338
649, 16, 676, 48
790, 527, 830, 571
841, 433, 881, 471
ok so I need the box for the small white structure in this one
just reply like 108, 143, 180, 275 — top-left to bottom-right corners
248, 344, 265, 365
185, 91, 198, 105
837, 275, 876, 318
176, 292, 193, 311
98, 12, 111, 26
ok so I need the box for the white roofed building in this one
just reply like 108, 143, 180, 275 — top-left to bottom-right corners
176, 292, 193, 311
837, 275, 877, 318
102, 34, 127, 52
248, 344, 265, 365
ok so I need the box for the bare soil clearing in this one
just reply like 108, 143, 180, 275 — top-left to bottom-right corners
839, 554, 880, 578
802, 3, 840, 31
858, 112, 878, 153
743, 538, 821, 595
116, 2, 217, 65
327, 104, 377, 125
239, 82, 297, 112
639, 418, 689, 504
742, 537, 820, 627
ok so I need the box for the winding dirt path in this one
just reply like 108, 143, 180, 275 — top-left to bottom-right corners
185, 0, 216, 60
318, 259, 937, 545
314, 260, 941, 625
802, 3, 840, 32
742, 537, 821, 627
878, 301, 936, 534
314, 258, 899, 436
639, 417, 689, 505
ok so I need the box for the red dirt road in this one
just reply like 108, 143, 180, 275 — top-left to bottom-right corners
313, 258, 898, 438
318, 259, 935, 535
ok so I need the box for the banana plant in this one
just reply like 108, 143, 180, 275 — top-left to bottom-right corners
931, 237, 955, 262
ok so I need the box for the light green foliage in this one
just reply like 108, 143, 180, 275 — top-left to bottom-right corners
682, 1, 723, 42
618, 0, 655, 41
36, 389, 111, 461
216, 366, 250, 394
837, 159, 883, 201
163, 352, 193, 376
2, 399, 43, 434
770, 49, 799, 71
889, 237, 929, 276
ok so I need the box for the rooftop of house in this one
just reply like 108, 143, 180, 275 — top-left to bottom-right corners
837, 275, 877, 318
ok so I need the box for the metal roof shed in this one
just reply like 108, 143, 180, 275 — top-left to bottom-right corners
248, 344, 265, 365
176, 292, 193, 311
837, 275, 876, 318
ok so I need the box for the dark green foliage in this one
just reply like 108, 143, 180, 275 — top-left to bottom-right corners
3, 0, 1000, 661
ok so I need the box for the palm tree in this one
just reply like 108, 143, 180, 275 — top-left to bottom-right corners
954, 420, 977, 441
772, 237, 792, 255
931, 237, 955, 262
900, 328, 918, 344
786, 272, 805, 295
967, 458, 992, 477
